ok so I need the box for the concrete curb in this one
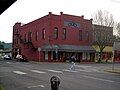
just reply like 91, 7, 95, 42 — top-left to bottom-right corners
103, 68, 120, 74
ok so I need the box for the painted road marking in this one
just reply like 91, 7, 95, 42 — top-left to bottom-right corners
13, 71, 27, 75
63, 69, 77, 72
76, 65, 92, 68
47, 69, 63, 73
76, 69, 92, 72
6, 62, 11, 64
27, 85, 45, 88
31, 70, 46, 74
83, 75, 115, 83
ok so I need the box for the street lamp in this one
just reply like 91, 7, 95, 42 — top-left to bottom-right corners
38, 47, 41, 62
54, 45, 59, 61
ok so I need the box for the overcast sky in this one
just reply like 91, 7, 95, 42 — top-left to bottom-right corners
0, 0, 120, 43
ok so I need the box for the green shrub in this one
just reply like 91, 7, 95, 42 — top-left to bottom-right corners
0, 85, 4, 90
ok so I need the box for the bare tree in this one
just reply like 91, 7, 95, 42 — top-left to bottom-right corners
116, 22, 120, 37
92, 10, 114, 27
92, 10, 114, 62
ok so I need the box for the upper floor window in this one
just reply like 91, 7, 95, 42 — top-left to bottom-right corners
14, 29, 19, 35
35, 31, 38, 41
54, 27, 58, 39
16, 38, 18, 44
79, 30, 82, 41
95, 31, 101, 41
28, 32, 32, 42
42, 28, 45, 40
24, 34, 27, 42
86, 31, 89, 41
62, 28, 66, 40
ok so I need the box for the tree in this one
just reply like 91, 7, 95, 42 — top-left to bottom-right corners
0, 44, 4, 50
0, 41, 5, 50
92, 10, 114, 27
92, 10, 115, 62
116, 22, 120, 37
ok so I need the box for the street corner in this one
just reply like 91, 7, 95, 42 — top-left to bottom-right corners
102, 68, 120, 74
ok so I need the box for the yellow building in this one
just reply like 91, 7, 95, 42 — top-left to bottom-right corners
92, 24, 113, 62
92, 45, 113, 62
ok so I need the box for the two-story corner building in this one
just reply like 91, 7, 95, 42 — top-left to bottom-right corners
92, 24, 114, 62
12, 12, 96, 62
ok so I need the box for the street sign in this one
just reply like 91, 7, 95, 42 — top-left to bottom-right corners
38, 47, 41, 51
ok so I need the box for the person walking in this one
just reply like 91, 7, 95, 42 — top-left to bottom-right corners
69, 55, 76, 71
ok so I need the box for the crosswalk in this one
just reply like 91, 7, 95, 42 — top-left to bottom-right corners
13, 67, 100, 75
6, 61, 100, 75
63, 69, 77, 72
13, 69, 77, 75
31, 70, 46, 74
47, 69, 63, 73
13, 71, 27, 75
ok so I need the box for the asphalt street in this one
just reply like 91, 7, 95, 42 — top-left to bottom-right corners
0, 59, 120, 90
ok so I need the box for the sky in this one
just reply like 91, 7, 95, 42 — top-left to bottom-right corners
0, 0, 120, 43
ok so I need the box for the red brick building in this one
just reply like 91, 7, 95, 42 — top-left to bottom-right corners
12, 12, 95, 62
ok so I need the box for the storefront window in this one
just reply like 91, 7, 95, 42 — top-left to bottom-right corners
82, 52, 90, 60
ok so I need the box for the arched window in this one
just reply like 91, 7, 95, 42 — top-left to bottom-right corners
79, 30, 82, 41
62, 28, 66, 40
28, 32, 32, 42
35, 31, 38, 41
54, 27, 58, 39
42, 28, 45, 40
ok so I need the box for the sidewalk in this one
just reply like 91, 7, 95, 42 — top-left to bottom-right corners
103, 68, 120, 74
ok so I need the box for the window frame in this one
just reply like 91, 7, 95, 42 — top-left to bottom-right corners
79, 30, 82, 41
54, 27, 58, 39
35, 30, 38, 41
42, 28, 45, 40
62, 28, 66, 40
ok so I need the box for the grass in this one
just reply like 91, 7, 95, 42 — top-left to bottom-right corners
0, 85, 4, 90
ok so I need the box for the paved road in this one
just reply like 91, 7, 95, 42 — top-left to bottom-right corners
0, 59, 120, 90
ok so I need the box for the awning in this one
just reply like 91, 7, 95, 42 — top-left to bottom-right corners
41, 44, 96, 52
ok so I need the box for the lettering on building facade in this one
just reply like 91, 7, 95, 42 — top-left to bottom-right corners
64, 21, 80, 28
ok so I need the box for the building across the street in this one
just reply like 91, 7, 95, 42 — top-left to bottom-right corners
113, 42, 120, 62
92, 24, 114, 62
12, 12, 96, 62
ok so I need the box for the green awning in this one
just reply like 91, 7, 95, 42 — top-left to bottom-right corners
41, 44, 96, 52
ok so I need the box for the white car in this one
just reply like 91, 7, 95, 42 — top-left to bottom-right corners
3, 55, 11, 60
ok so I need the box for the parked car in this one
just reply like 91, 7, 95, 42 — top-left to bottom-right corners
3, 55, 11, 60
16, 54, 28, 62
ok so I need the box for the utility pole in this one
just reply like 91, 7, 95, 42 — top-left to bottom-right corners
112, 42, 115, 71
38, 47, 41, 62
